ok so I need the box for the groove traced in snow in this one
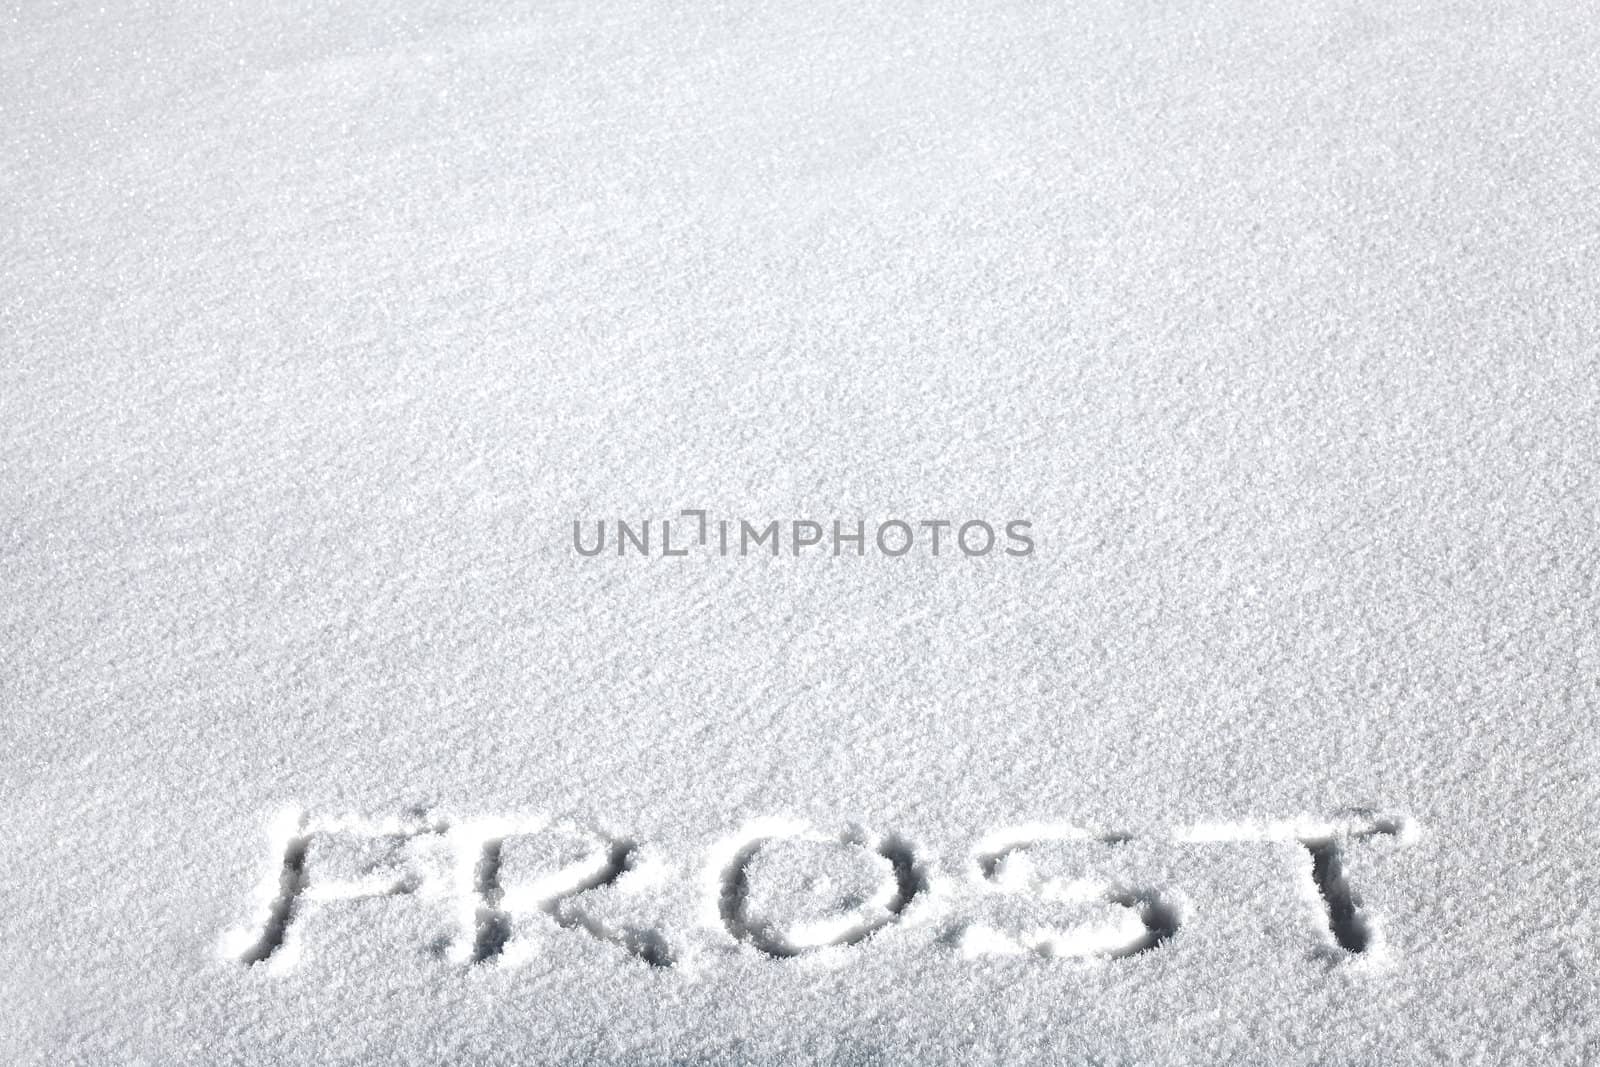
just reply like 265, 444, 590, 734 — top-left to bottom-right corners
711, 820, 928, 958
957, 824, 1180, 961
223, 809, 1416, 972
447, 818, 675, 968
220, 809, 454, 972
231, 818, 309, 967
1293, 811, 1411, 960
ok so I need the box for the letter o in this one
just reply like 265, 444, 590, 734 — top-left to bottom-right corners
958, 520, 995, 557
876, 520, 914, 557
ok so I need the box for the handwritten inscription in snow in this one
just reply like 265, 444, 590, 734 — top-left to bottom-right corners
222, 810, 1416, 974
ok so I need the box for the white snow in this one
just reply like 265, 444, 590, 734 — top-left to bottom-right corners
4, 0, 1600, 1062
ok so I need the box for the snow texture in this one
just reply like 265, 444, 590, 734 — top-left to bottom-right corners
4, 0, 1600, 1063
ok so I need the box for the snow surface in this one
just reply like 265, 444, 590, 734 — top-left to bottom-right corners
4, 0, 1600, 1062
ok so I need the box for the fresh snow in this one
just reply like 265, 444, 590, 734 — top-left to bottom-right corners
4, 0, 1600, 1063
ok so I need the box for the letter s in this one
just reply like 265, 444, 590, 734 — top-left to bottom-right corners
1005, 520, 1035, 557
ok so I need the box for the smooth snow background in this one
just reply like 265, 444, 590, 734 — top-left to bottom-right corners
4, 0, 1600, 1062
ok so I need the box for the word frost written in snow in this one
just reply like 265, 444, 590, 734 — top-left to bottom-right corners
221, 810, 1418, 973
